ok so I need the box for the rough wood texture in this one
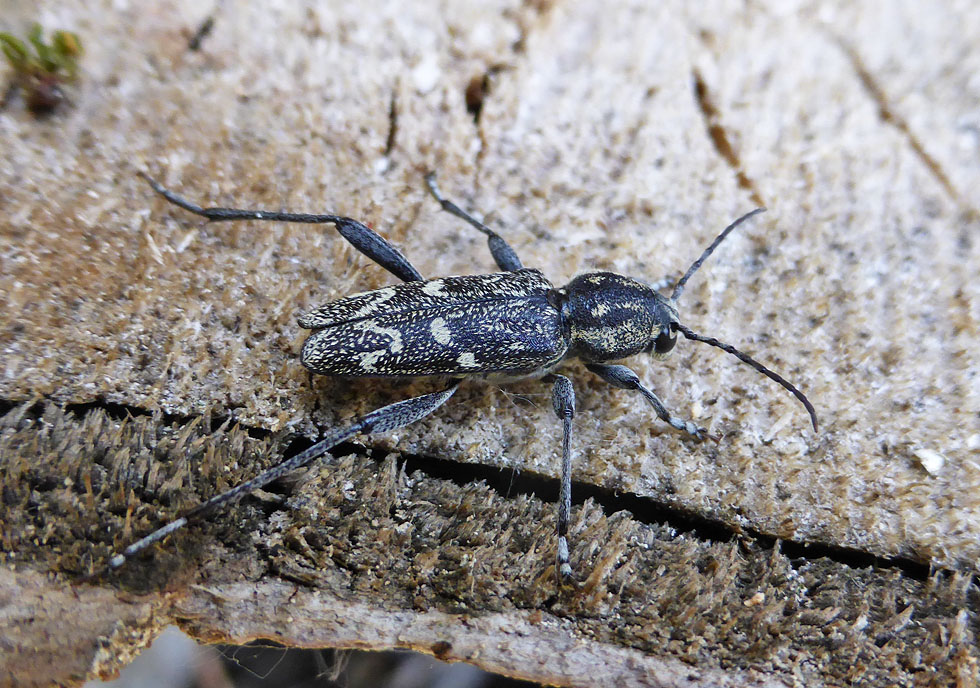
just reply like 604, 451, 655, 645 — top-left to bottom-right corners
1, 1, 978, 687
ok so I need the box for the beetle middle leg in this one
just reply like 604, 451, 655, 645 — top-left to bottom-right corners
425, 172, 523, 272
586, 363, 711, 441
139, 171, 424, 283
544, 373, 575, 581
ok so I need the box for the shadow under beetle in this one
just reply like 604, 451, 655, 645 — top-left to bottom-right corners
108, 171, 817, 581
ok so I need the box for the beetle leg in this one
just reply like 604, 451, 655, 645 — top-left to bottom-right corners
586, 363, 711, 441
139, 171, 424, 283
425, 172, 523, 272
104, 380, 461, 573
544, 373, 575, 581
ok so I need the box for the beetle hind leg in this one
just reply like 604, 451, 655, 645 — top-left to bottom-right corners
102, 380, 462, 573
139, 171, 424, 283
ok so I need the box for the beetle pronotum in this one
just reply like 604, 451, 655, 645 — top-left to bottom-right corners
106, 171, 817, 581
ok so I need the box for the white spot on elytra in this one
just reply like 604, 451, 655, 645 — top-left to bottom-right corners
430, 317, 452, 345
358, 319, 404, 353
457, 352, 478, 368
353, 287, 396, 318
423, 280, 447, 297
358, 350, 385, 372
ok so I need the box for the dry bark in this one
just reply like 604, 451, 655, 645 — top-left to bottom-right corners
1, 1, 978, 686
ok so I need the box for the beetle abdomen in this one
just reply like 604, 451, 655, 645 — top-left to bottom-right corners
300, 270, 566, 377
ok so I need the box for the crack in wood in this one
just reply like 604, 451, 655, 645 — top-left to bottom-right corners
835, 37, 976, 219
691, 69, 765, 208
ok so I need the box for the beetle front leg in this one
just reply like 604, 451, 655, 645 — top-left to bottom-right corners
544, 373, 575, 581
140, 171, 424, 283
425, 172, 523, 272
586, 363, 712, 441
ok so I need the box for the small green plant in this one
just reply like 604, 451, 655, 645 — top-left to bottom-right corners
1, 23, 82, 113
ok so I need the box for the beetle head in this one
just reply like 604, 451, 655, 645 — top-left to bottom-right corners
564, 272, 679, 363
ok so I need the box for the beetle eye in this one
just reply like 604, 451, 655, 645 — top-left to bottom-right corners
653, 326, 677, 356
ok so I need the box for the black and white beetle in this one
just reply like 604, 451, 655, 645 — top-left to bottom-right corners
107, 171, 817, 580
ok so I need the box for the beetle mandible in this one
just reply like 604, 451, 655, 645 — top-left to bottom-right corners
108, 171, 818, 581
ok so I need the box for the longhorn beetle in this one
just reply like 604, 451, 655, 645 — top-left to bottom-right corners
107, 171, 818, 581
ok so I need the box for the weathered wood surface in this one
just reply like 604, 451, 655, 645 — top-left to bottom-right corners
1, 1, 978, 686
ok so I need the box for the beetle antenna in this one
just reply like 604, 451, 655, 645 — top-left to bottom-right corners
671, 208, 766, 302
675, 323, 818, 432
